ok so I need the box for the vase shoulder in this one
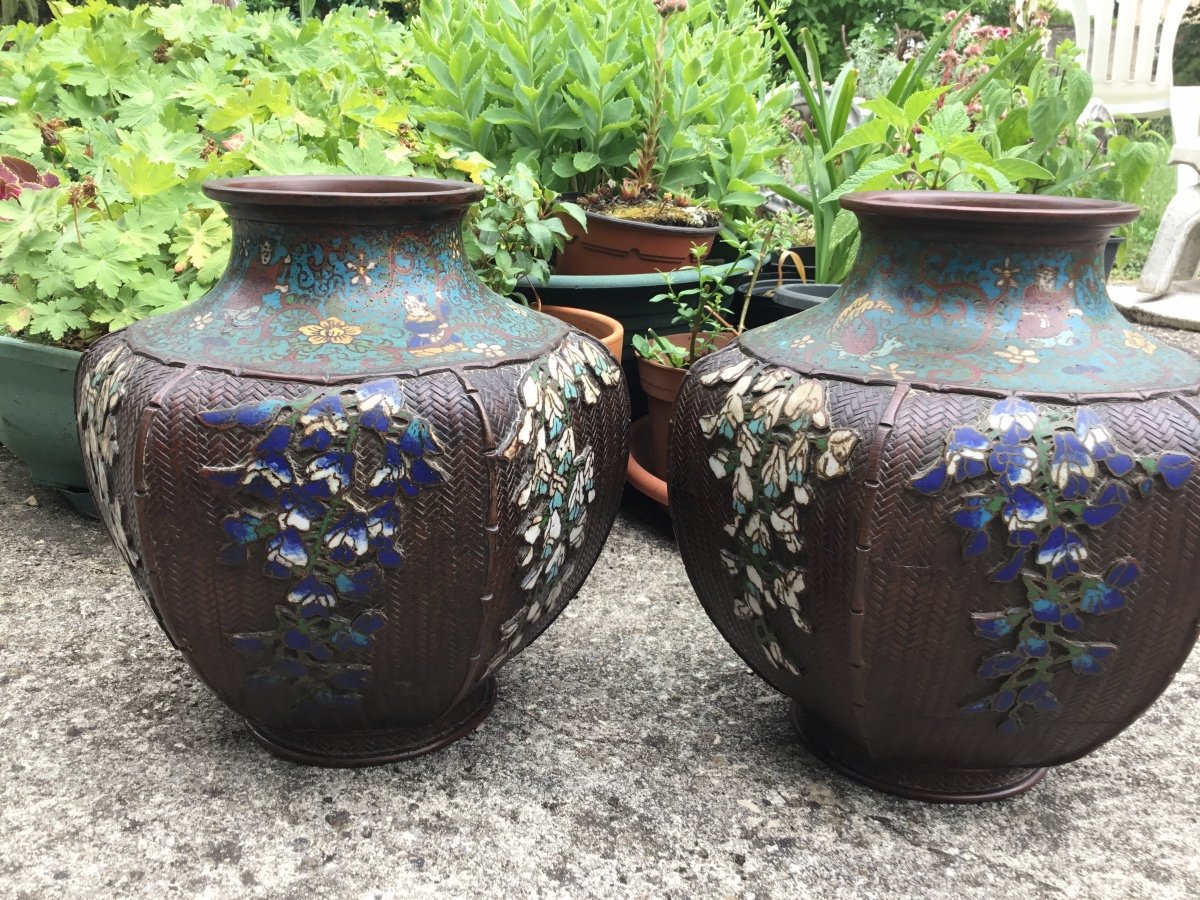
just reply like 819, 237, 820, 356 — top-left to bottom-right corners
126, 219, 566, 381
740, 238, 1200, 397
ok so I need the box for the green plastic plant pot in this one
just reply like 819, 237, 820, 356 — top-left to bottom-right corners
0, 334, 95, 515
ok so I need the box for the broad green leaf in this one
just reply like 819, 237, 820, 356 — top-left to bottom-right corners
822, 117, 889, 163
991, 156, 1055, 182
861, 97, 907, 136
902, 86, 948, 127
109, 152, 181, 201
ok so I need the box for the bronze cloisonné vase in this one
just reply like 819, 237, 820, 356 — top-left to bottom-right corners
669, 191, 1200, 802
76, 177, 629, 766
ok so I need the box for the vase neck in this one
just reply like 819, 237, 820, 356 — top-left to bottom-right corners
738, 216, 1200, 396
837, 230, 1111, 324
223, 218, 476, 303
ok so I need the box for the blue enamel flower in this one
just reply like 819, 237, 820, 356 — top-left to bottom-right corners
222, 512, 264, 545
278, 484, 325, 531
989, 440, 1038, 488
243, 454, 295, 501
1036, 525, 1087, 578
945, 427, 990, 481
951, 494, 993, 531
335, 566, 380, 598
324, 510, 370, 565
366, 501, 403, 567
1081, 481, 1130, 527
198, 398, 288, 430
265, 528, 308, 578
1080, 581, 1126, 615
368, 443, 405, 499
298, 395, 349, 451
356, 379, 405, 433
1158, 452, 1194, 491
1001, 485, 1048, 537
1017, 681, 1059, 712
306, 451, 354, 497
1070, 642, 1116, 675
1050, 432, 1096, 499
287, 575, 337, 616
972, 609, 1018, 640
987, 397, 1039, 441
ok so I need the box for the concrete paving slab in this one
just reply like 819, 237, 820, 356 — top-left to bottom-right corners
1, 325, 1198, 899
1111, 282, 1200, 331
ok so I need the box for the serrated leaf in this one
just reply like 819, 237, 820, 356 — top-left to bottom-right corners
902, 86, 948, 127
572, 150, 600, 172
109, 151, 181, 201
927, 102, 971, 143
822, 117, 889, 163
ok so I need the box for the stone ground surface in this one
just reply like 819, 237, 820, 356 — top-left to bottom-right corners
1, 323, 1199, 900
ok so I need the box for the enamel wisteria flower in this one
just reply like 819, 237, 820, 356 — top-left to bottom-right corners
700, 358, 858, 675
912, 397, 1194, 733
198, 379, 447, 707
487, 336, 621, 672
77, 345, 141, 575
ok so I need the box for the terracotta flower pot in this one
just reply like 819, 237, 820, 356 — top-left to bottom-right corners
555, 210, 719, 276
76, 176, 630, 766
670, 191, 1200, 802
540, 304, 624, 363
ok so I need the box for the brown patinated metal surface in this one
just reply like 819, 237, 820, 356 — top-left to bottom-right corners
669, 192, 1200, 802
76, 177, 629, 766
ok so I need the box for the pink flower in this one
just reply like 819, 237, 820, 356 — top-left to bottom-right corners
221, 133, 246, 152
943, 9, 960, 21
996, 26, 1011, 38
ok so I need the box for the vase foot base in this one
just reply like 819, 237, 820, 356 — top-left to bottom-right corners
247, 678, 497, 767
791, 704, 1048, 803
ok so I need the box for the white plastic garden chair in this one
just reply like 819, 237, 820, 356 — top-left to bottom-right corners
1068, 0, 1198, 189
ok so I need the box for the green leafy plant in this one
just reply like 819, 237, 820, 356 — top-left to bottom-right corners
822, 25, 1167, 217
0, 0, 469, 347
761, 7, 1022, 282
410, 0, 789, 219
633, 217, 788, 367
465, 162, 585, 297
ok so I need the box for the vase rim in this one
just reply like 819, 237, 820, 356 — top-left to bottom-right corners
840, 190, 1139, 228
202, 175, 485, 208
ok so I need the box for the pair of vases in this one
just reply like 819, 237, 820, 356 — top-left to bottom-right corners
78, 178, 1200, 803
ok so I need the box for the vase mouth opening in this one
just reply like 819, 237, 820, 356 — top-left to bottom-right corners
840, 190, 1140, 230
202, 175, 485, 209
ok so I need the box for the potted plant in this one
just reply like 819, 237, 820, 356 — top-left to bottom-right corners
465, 163, 625, 360
628, 229, 783, 504
760, 7, 1045, 300
411, 0, 789, 338
788, 12, 1167, 280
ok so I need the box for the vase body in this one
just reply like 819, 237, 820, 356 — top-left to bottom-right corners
670, 192, 1200, 802
76, 177, 629, 766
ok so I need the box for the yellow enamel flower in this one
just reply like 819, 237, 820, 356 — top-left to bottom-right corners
994, 344, 1039, 365
1123, 329, 1157, 355
299, 316, 362, 346
992, 257, 1021, 290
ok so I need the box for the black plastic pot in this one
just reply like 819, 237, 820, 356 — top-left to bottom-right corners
1104, 235, 1125, 278
774, 282, 841, 307
733, 277, 827, 330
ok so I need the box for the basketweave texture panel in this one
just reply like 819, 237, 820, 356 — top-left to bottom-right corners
77, 330, 628, 755
671, 343, 1200, 772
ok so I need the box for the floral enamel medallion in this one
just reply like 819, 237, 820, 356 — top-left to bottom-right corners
912, 397, 1195, 733
199, 380, 448, 706
697, 357, 858, 675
